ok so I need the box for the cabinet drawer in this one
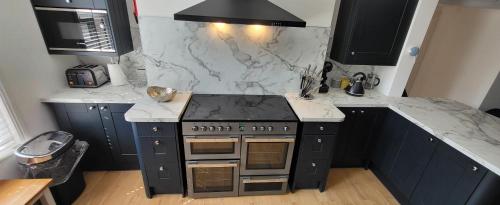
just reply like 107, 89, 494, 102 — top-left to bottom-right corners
300, 135, 335, 159
140, 138, 178, 162
135, 123, 176, 137
294, 158, 330, 188
303, 123, 339, 135
144, 159, 183, 194
32, 0, 95, 8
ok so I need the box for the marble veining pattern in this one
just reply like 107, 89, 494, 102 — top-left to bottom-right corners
140, 16, 331, 94
124, 92, 192, 122
41, 83, 146, 104
286, 89, 500, 176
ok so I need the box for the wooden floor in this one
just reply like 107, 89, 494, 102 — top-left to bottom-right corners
74, 168, 398, 205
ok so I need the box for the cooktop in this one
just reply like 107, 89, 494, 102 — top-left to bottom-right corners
182, 94, 297, 122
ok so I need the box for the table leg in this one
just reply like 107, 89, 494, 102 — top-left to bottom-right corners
39, 189, 56, 205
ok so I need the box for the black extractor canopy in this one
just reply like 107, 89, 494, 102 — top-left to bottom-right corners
174, 0, 306, 27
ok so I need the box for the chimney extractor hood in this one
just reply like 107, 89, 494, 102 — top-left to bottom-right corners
174, 0, 306, 27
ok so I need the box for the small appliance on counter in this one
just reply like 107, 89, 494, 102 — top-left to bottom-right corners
345, 72, 366, 97
364, 72, 381, 90
66, 65, 109, 88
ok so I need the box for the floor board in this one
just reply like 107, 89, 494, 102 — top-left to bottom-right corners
73, 168, 399, 205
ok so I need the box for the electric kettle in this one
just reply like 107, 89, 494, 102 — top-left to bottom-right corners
345, 72, 366, 97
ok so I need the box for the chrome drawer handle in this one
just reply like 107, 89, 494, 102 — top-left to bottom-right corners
88, 106, 96, 110
66, 0, 72, 3
360, 110, 365, 114
154, 140, 160, 146
152, 127, 159, 132
351, 110, 356, 114
317, 138, 322, 143
312, 163, 316, 167
429, 137, 434, 142
319, 126, 324, 131
159, 166, 164, 171
100, 106, 108, 111
472, 166, 478, 172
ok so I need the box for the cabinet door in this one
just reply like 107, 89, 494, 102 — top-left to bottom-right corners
331, 0, 419, 65
294, 158, 330, 189
388, 124, 438, 198
410, 143, 487, 205
99, 104, 138, 170
371, 110, 410, 174
64, 103, 114, 170
333, 108, 384, 167
301, 135, 335, 159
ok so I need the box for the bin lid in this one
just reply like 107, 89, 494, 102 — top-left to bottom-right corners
15, 131, 75, 165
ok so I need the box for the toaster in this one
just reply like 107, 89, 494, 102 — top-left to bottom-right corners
66, 65, 109, 88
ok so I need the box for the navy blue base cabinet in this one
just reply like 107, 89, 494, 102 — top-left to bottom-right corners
291, 123, 339, 192
132, 123, 184, 198
49, 103, 139, 170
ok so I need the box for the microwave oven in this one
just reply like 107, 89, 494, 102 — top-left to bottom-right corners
31, 0, 133, 56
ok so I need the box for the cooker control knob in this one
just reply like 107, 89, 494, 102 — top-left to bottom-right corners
200, 126, 207, 131
217, 126, 223, 132
267, 126, 273, 132
209, 126, 215, 132
252, 126, 258, 131
192, 126, 199, 131
259, 126, 266, 131
225, 126, 232, 131
283, 126, 289, 132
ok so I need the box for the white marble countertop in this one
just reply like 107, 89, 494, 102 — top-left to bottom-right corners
287, 89, 500, 176
124, 92, 192, 122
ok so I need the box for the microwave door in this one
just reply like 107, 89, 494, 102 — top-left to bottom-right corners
34, 8, 109, 51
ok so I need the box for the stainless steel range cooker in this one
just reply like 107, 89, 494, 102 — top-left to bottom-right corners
181, 94, 298, 198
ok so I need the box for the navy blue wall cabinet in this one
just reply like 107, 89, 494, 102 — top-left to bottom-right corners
49, 103, 138, 170
292, 123, 339, 192
132, 123, 184, 198
332, 107, 386, 168
331, 0, 419, 65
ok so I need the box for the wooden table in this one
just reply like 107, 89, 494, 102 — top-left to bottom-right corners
0, 179, 55, 205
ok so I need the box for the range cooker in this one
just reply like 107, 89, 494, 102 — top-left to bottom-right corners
182, 94, 298, 198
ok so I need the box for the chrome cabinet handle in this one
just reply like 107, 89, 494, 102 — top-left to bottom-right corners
312, 163, 316, 167
154, 140, 160, 146
152, 126, 159, 132
317, 138, 322, 143
88, 106, 96, 110
319, 126, 324, 131
429, 137, 434, 142
66, 0, 72, 3
360, 110, 365, 114
159, 166, 164, 171
100, 106, 108, 111
472, 166, 478, 172
351, 110, 356, 114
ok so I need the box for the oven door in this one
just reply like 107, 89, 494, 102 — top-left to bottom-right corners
184, 136, 241, 160
241, 135, 295, 175
34, 7, 115, 52
186, 160, 239, 198
239, 175, 288, 196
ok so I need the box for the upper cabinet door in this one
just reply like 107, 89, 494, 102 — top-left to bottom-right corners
331, 0, 419, 66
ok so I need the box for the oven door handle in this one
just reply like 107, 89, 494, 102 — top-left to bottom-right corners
244, 138, 295, 143
185, 137, 239, 143
187, 163, 238, 168
242, 178, 288, 184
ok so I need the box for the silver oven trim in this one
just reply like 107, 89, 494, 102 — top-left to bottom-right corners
184, 136, 241, 160
240, 135, 295, 176
186, 160, 240, 198
49, 48, 116, 52
34, 7, 108, 13
239, 175, 288, 196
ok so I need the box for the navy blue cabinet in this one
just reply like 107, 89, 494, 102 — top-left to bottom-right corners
410, 142, 487, 205
132, 123, 184, 197
332, 107, 386, 167
49, 103, 138, 170
292, 123, 339, 192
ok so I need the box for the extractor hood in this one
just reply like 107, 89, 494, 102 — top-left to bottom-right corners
174, 0, 306, 27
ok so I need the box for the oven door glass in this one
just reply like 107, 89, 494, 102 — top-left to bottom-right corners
241, 136, 295, 175
34, 7, 115, 52
184, 136, 241, 160
239, 176, 288, 196
186, 160, 239, 198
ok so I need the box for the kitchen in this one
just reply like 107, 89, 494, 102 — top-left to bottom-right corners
0, 0, 500, 204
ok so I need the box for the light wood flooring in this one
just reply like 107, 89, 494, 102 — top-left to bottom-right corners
73, 168, 398, 205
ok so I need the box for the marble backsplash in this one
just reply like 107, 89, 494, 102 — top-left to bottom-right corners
140, 16, 331, 95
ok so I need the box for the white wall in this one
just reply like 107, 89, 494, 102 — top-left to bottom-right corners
406, 4, 500, 108
0, 0, 79, 178
136, 0, 336, 27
